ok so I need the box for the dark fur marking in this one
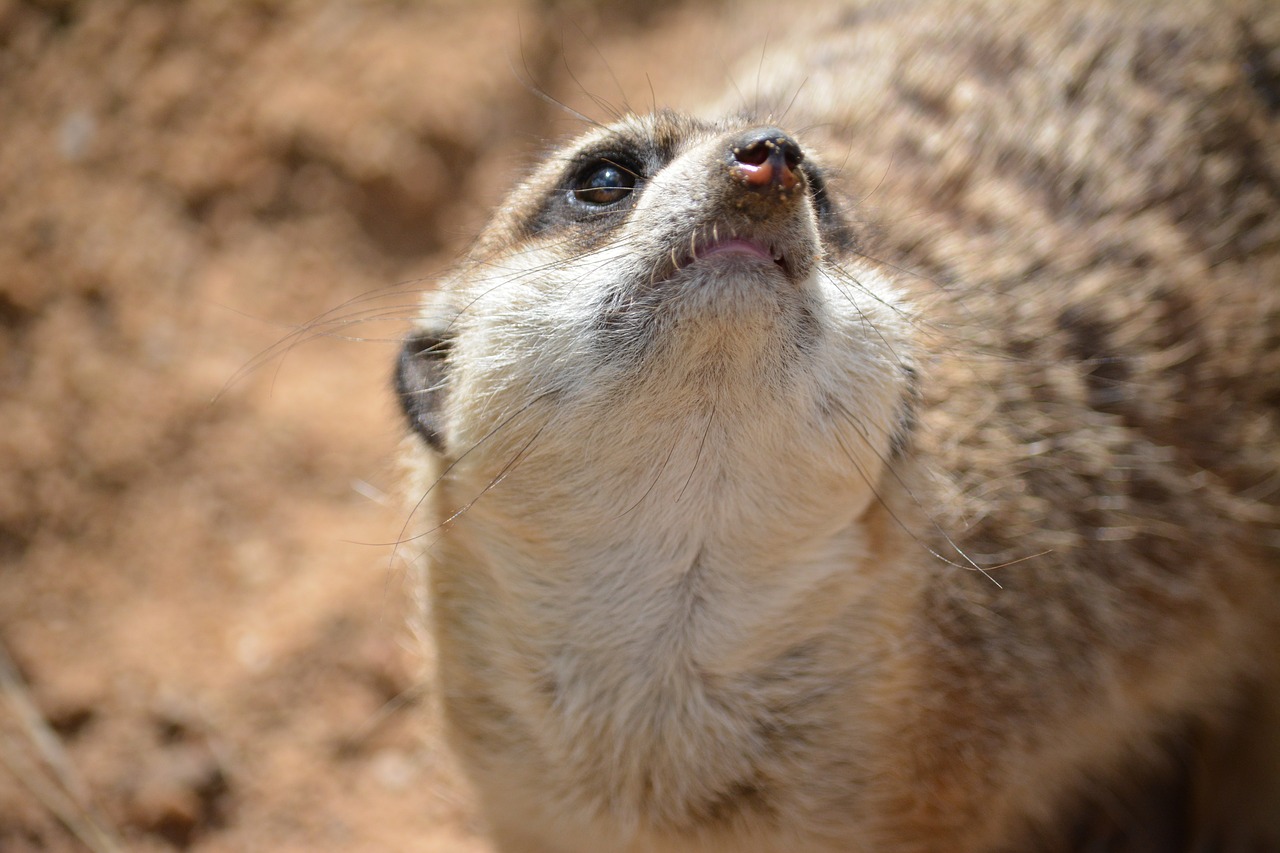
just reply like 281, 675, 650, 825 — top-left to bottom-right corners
1127, 472, 1173, 506
689, 777, 777, 828
1241, 20, 1280, 115
889, 362, 921, 460
802, 162, 860, 254
395, 327, 452, 452
747, 641, 819, 688
1034, 714, 1264, 853
969, 34, 1029, 85
1056, 306, 1131, 414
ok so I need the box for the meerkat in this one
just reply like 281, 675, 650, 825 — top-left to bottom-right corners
394, 0, 1280, 850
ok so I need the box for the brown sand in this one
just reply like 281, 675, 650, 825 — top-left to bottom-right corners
0, 1, 746, 849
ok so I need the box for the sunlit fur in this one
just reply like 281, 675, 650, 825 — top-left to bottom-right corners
399, 1, 1280, 850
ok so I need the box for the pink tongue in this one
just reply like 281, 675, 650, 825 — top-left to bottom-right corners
699, 238, 772, 262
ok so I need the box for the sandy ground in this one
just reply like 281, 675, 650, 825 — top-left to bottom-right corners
0, 1, 752, 849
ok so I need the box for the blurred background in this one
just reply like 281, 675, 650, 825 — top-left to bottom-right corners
0, 0, 747, 849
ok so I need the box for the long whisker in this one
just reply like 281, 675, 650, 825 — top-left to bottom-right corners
388, 391, 557, 566
827, 395, 1024, 586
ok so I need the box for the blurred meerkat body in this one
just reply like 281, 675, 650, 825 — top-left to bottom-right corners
395, 1, 1280, 850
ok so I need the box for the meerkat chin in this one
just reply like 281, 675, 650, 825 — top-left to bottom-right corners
394, 2, 1280, 850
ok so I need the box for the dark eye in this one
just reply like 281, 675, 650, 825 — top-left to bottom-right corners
571, 160, 636, 206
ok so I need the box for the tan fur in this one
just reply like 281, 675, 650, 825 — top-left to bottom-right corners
396, 1, 1280, 849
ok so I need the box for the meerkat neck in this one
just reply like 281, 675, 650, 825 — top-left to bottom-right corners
437, 475, 900, 833
447, 404, 895, 690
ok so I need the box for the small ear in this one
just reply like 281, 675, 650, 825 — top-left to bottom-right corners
395, 325, 452, 452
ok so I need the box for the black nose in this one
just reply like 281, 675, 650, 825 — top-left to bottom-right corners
730, 127, 804, 190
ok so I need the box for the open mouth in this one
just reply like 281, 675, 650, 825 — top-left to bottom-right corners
663, 230, 792, 281
696, 237, 786, 267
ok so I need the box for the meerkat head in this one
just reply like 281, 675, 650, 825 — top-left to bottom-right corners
395, 111, 918, 551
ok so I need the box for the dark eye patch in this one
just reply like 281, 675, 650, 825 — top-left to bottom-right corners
525, 142, 651, 239
799, 161, 858, 253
